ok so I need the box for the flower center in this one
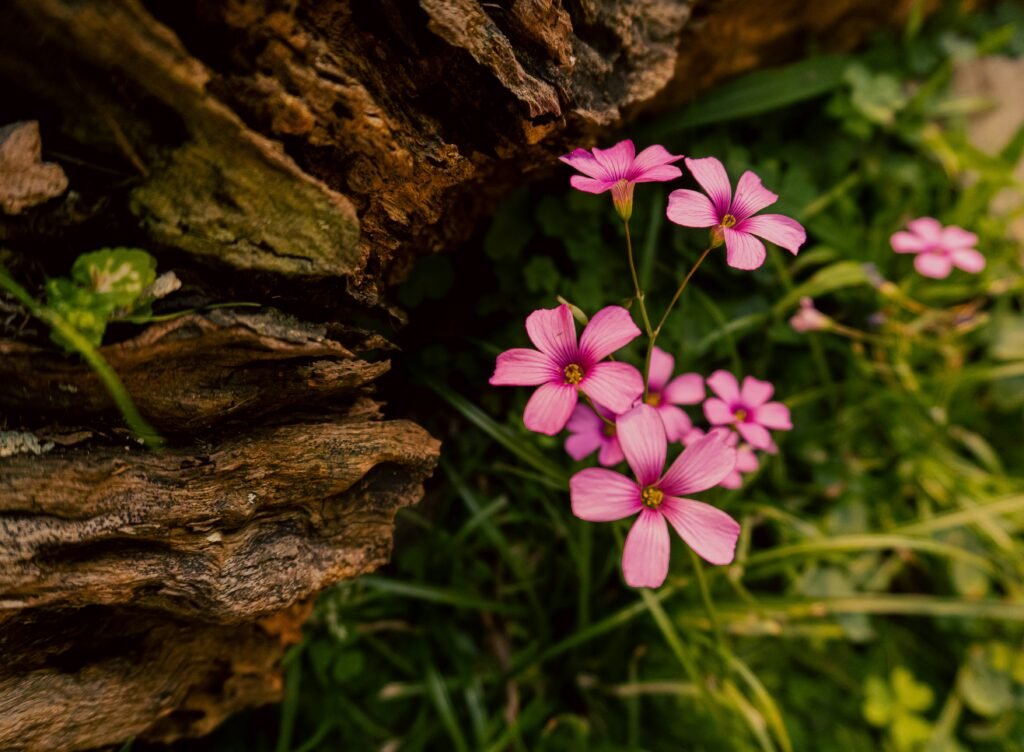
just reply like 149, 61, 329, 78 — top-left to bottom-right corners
733, 408, 748, 422
720, 213, 738, 229
602, 423, 616, 438
641, 486, 664, 508
563, 363, 584, 385
644, 392, 662, 407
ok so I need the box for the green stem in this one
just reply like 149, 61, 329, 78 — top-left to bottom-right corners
641, 246, 713, 394
689, 547, 725, 650
624, 219, 653, 336
655, 246, 713, 335
0, 263, 163, 448
582, 393, 615, 428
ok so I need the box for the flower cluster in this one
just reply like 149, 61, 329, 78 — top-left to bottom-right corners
488, 138, 810, 588
488, 137, 985, 590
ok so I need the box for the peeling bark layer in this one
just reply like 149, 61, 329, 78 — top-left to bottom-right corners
0, 0, 917, 749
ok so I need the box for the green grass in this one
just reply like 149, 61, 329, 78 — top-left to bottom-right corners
180, 4, 1024, 751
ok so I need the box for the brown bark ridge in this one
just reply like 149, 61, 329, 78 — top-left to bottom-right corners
0, 0, 917, 750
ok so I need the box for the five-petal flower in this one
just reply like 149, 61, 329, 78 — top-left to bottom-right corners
560, 139, 685, 220
666, 157, 806, 270
702, 371, 791, 451
490, 304, 644, 436
890, 217, 985, 279
571, 404, 740, 588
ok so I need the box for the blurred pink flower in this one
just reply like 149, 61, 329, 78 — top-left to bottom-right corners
702, 371, 792, 450
560, 139, 684, 220
789, 297, 830, 333
570, 404, 739, 588
641, 346, 704, 441
666, 157, 806, 270
490, 304, 643, 436
890, 218, 985, 279
565, 403, 624, 466
683, 428, 758, 489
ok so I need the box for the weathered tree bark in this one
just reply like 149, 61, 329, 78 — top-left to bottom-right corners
0, 0, 918, 749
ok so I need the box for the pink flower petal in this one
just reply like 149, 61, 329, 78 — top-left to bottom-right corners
525, 305, 578, 366
706, 370, 740, 401
736, 447, 759, 473
598, 437, 625, 466
659, 430, 736, 496
616, 404, 667, 487
914, 252, 953, 279
729, 171, 778, 221
740, 214, 806, 255
703, 398, 732, 425
681, 427, 705, 446
579, 306, 641, 363
570, 467, 642, 521
490, 348, 557, 386
592, 139, 636, 181
754, 401, 791, 430
582, 362, 644, 414
558, 148, 606, 179
523, 382, 578, 435
647, 346, 675, 392
907, 217, 943, 243
622, 509, 670, 588
630, 144, 685, 181
723, 228, 767, 270
737, 421, 772, 450
890, 230, 928, 254
663, 373, 704, 405
565, 405, 604, 461
656, 404, 693, 442
570, 175, 616, 194
666, 189, 719, 228
720, 471, 742, 489
952, 248, 985, 273
565, 430, 602, 461
740, 375, 774, 407
685, 157, 732, 216
941, 226, 978, 249
660, 497, 740, 565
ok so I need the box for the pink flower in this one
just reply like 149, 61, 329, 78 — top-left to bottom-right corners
490, 304, 644, 436
565, 403, 624, 466
683, 428, 758, 489
560, 139, 684, 220
641, 346, 704, 441
570, 404, 740, 588
666, 157, 806, 270
789, 297, 830, 333
702, 371, 792, 451
890, 218, 985, 279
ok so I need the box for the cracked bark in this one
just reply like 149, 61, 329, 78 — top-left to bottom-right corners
0, 0, 918, 749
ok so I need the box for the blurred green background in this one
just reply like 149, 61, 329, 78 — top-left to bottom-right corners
163, 3, 1024, 750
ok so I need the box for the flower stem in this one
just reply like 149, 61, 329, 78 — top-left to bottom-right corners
641, 246, 713, 394
655, 246, 713, 335
618, 218, 651, 336
583, 393, 615, 428
688, 547, 725, 650
624, 219, 658, 400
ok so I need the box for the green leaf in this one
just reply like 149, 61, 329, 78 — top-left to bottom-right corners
864, 675, 894, 726
892, 667, 934, 713
71, 248, 157, 310
651, 55, 851, 133
774, 261, 870, 313
959, 644, 1014, 717
890, 712, 933, 752
845, 64, 908, 126
45, 278, 109, 348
